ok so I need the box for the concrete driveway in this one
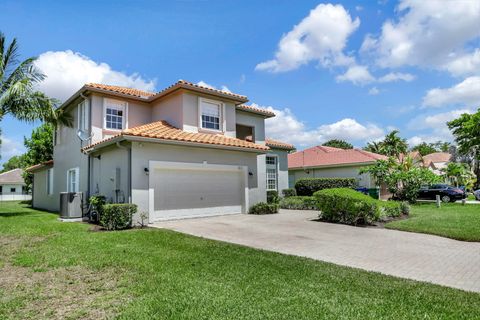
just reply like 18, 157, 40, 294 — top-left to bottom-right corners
153, 210, 480, 293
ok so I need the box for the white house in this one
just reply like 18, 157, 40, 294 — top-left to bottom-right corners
27, 81, 294, 222
0, 168, 30, 201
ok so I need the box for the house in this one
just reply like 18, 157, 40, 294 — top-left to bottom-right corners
288, 146, 387, 188
422, 152, 452, 175
26, 80, 294, 222
0, 168, 30, 201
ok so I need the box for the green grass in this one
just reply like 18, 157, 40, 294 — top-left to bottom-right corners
386, 203, 480, 241
1, 201, 480, 319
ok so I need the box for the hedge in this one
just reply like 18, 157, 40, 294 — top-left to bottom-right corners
100, 204, 137, 230
314, 188, 408, 225
267, 190, 279, 204
279, 196, 318, 210
295, 178, 357, 196
249, 202, 279, 215
282, 188, 297, 197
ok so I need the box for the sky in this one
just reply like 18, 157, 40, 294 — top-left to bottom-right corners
1, 0, 479, 164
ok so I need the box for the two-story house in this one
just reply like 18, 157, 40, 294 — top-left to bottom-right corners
27, 80, 294, 222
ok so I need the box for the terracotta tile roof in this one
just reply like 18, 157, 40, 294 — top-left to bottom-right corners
288, 146, 387, 169
236, 105, 276, 118
85, 83, 155, 98
423, 152, 452, 163
265, 138, 295, 150
83, 121, 269, 152
0, 168, 25, 184
25, 160, 54, 173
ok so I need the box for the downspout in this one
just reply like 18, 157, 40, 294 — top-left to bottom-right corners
116, 141, 132, 203
80, 93, 92, 200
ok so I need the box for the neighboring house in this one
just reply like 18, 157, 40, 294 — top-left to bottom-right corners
422, 152, 452, 175
288, 146, 387, 188
26, 80, 294, 222
0, 168, 31, 201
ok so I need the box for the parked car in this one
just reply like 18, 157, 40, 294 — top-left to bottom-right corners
417, 184, 466, 203
474, 189, 480, 201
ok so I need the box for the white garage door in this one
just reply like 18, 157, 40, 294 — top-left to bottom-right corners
150, 162, 246, 221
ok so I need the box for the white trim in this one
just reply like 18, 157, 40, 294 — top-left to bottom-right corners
198, 97, 223, 133
148, 160, 248, 222
103, 98, 127, 131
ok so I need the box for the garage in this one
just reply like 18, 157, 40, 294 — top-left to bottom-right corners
149, 161, 248, 221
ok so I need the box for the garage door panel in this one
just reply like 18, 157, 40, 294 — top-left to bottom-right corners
151, 165, 244, 221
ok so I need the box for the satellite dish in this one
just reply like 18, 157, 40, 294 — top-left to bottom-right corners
77, 130, 93, 141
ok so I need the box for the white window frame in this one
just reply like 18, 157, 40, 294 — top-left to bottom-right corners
266, 168, 277, 191
46, 168, 54, 195
103, 98, 127, 131
266, 156, 276, 165
67, 167, 79, 193
77, 100, 89, 131
198, 97, 224, 132
266, 154, 278, 191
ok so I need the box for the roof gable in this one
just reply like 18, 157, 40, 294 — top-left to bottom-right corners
0, 168, 25, 184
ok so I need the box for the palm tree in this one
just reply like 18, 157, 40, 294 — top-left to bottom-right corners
363, 141, 383, 154
0, 32, 70, 126
381, 130, 408, 158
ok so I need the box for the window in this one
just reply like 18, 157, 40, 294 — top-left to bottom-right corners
67, 168, 79, 193
104, 99, 126, 130
0, 186, 3, 194
77, 100, 89, 131
10, 187, 16, 193
266, 156, 276, 165
266, 168, 277, 191
47, 168, 54, 195
200, 99, 222, 131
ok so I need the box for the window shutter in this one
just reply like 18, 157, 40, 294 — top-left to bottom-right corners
75, 167, 80, 192
202, 102, 220, 117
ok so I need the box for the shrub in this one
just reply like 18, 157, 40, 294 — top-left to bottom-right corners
282, 188, 297, 198
295, 178, 357, 196
100, 204, 137, 230
400, 201, 410, 215
380, 201, 402, 218
249, 202, 279, 215
267, 190, 279, 204
314, 188, 381, 225
280, 196, 318, 210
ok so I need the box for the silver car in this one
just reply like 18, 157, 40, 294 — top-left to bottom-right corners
475, 190, 480, 201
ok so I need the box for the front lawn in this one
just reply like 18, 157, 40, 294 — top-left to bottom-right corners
386, 203, 480, 241
1, 201, 480, 319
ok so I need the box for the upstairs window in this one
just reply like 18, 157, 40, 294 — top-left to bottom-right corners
266, 156, 276, 165
77, 100, 89, 131
200, 99, 222, 131
104, 99, 127, 130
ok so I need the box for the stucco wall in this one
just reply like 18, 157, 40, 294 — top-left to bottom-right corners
289, 164, 373, 188
130, 142, 265, 221
32, 169, 56, 211
0, 183, 24, 195
151, 92, 183, 129
235, 111, 265, 144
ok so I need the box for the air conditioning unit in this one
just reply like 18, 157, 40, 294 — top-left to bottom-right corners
60, 192, 83, 220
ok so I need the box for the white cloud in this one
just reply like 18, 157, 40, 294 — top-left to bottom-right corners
422, 76, 480, 108
368, 87, 380, 95
336, 65, 375, 85
361, 0, 480, 73
34, 50, 156, 101
196, 80, 231, 93
263, 104, 384, 147
442, 49, 480, 76
407, 135, 446, 147
377, 72, 415, 83
256, 3, 360, 72
355, 5, 363, 11
0, 136, 25, 161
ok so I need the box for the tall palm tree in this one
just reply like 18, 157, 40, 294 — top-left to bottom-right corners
363, 141, 383, 154
0, 32, 71, 126
381, 130, 408, 158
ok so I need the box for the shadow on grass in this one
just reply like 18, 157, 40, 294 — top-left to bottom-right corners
0, 211, 43, 218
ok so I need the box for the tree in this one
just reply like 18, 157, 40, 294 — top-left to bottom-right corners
1, 154, 26, 172
381, 130, 408, 158
411, 142, 437, 156
363, 141, 383, 154
433, 141, 452, 153
447, 109, 480, 188
322, 139, 353, 149
22, 123, 54, 189
441, 162, 476, 189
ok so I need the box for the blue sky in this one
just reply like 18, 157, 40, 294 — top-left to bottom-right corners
1, 0, 479, 164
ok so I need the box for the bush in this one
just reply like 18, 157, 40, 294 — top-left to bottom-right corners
282, 188, 297, 197
267, 190, 279, 204
380, 201, 402, 218
280, 196, 318, 210
249, 202, 279, 215
100, 204, 137, 230
400, 201, 410, 215
295, 178, 357, 196
314, 188, 381, 225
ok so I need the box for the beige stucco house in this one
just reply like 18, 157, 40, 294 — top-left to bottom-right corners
27, 81, 294, 222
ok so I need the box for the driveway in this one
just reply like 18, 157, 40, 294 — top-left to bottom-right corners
153, 210, 480, 293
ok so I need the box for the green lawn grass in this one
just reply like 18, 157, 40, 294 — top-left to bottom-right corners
386, 203, 480, 241
1, 201, 480, 319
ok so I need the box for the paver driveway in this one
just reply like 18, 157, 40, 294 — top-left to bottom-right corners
153, 210, 480, 293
